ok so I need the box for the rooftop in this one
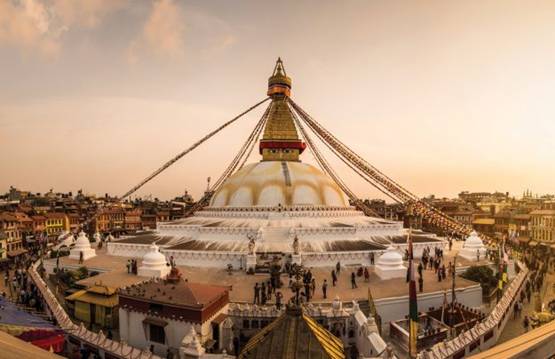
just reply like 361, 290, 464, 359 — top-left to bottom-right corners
240, 306, 344, 359
119, 277, 229, 309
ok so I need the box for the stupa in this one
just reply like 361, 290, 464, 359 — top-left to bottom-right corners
107, 59, 443, 269
69, 231, 96, 261
458, 231, 487, 262
138, 243, 170, 278
374, 246, 406, 280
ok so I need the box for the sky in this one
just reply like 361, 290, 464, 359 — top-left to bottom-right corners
1, 0, 554, 202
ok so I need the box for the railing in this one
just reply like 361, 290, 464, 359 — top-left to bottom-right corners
28, 260, 161, 359
419, 261, 529, 359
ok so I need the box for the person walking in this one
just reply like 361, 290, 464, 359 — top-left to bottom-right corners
523, 316, 530, 332
351, 272, 357, 289
331, 269, 337, 286
322, 279, 328, 299
254, 283, 260, 305
418, 276, 424, 293
261, 283, 267, 305
364, 267, 370, 282
275, 291, 283, 310
370, 253, 375, 265
336, 261, 341, 275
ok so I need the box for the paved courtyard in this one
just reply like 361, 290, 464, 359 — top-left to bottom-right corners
49, 241, 480, 304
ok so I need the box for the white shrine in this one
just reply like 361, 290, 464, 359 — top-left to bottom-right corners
138, 243, 170, 278
458, 231, 487, 262
374, 246, 406, 280
69, 231, 96, 261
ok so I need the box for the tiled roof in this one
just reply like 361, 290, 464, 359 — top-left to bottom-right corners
120, 278, 228, 309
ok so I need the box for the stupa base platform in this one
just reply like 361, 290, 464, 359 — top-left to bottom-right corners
69, 248, 96, 261
375, 265, 406, 280
138, 266, 171, 278
458, 248, 487, 262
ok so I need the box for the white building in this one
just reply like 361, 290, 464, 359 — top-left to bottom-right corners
118, 270, 229, 357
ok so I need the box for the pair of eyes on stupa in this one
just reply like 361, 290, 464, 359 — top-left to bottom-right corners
269, 149, 291, 153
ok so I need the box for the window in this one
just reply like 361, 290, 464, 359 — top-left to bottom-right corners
242, 320, 250, 329
149, 324, 165, 344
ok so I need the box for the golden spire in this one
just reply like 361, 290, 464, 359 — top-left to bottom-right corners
267, 57, 292, 97
260, 58, 306, 161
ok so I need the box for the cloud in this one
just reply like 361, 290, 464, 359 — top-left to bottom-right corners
127, 0, 185, 64
52, 0, 127, 28
0, 0, 60, 58
0, 0, 125, 58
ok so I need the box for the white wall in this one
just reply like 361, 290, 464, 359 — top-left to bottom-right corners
119, 309, 207, 356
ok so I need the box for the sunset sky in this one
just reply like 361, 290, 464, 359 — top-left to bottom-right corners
1, 0, 554, 202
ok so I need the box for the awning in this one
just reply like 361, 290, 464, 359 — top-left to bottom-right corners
7, 249, 28, 257
143, 317, 168, 327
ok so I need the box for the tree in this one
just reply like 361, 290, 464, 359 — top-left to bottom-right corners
461, 265, 497, 295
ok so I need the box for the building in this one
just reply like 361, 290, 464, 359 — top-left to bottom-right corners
0, 230, 8, 263
459, 191, 509, 204
95, 206, 125, 233
156, 209, 170, 223
0, 212, 23, 252
67, 213, 81, 232
118, 270, 230, 356
124, 209, 142, 232
31, 215, 47, 235
45, 213, 69, 237
472, 218, 495, 235
140, 212, 157, 230
530, 210, 555, 243
65, 284, 119, 330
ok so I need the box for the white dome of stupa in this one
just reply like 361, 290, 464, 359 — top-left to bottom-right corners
377, 246, 403, 265
459, 231, 486, 262
138, 243, 170, 278
142, 243, 167, 267
69, 231, 96, 261
464, 231, 483, 247
74, 231, 91, 247
375, 246, 406, 280
210, 161, 348, 207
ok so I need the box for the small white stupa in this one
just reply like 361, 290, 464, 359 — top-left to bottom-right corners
69, 231, 97, 261
180, 326, 205, 358
375, 246, 406, 280
458, 231, 487, 262
138, 243, 170, 278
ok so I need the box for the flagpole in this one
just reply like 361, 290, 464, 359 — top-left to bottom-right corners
407, 204, 418, 359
